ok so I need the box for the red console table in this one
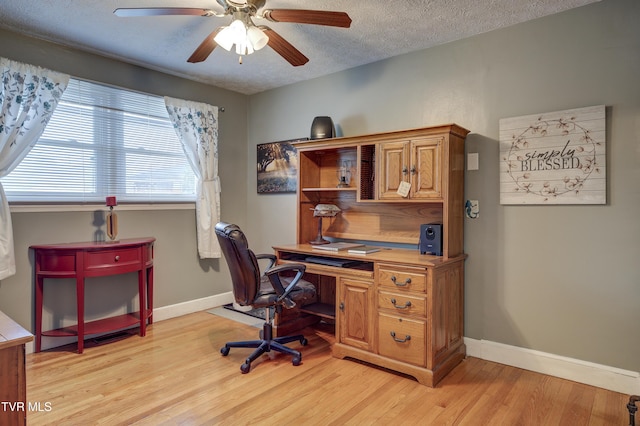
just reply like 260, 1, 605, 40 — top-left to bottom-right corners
31, 238, 155, 354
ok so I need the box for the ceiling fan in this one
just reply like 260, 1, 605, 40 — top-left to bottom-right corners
114, 0, 352, 66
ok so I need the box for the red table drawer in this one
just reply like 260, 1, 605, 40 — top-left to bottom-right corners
85, 247, 141, 270
37, 253, 76, 273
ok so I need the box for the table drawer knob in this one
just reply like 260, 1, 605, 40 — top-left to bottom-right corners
114, 255, 120, 262
390, 275, 411, 287
390, 298, 412, 310
390, 331, 411, 343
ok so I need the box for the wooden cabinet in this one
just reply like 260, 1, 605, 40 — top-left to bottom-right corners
377, 264, 429, 367
378, 137, 442, 200
0, 311, 33, 426
293, 124, 468, 256
274, 245, 467, 387
279, 123, 469, 387
376, 261, 464, 380
337, 278, 375, 351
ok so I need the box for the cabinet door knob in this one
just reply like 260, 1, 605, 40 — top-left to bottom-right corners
339, 302, 345, 312
410, 165, 417, 175
390, 331, 411, 343
114, 255, 120, 262
402, 166, 408, 175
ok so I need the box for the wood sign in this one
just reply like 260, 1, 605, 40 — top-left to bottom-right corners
499, 105, 606, 205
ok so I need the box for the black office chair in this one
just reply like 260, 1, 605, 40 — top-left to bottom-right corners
215, 222, 317, 374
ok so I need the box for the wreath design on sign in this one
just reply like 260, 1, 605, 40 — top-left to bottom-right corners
503, 115, 601, 201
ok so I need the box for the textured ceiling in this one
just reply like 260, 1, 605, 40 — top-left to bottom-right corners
0, 0, 600, 95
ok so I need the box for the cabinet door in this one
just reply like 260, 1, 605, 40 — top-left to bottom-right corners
410, 137, 442, 199
378, 141, 409, 200
338, 278, 375, 351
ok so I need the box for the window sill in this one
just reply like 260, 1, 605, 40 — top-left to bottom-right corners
9, 203, 195, 213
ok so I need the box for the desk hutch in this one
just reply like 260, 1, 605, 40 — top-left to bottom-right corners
273, 124, 469, 386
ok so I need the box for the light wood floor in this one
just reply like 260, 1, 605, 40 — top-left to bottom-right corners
26, 311, 629, 425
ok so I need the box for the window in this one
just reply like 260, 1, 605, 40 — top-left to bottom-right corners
1, 78, 197, 203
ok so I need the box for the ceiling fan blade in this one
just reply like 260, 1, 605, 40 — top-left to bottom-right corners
187, 28, 222, 63
262, 9, 352, 28
114, 8, 218, 17
261, 27, 309, 67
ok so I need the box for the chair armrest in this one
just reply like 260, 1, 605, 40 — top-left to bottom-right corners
255, 253, 277, 271
265, 263, 307, 309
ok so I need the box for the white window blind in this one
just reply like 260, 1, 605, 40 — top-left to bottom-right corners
1, 78, 197, 203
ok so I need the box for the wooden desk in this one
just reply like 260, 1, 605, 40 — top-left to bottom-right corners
274, 244, 466, 387
31, 238, 155, 354
0, 310, 33, 426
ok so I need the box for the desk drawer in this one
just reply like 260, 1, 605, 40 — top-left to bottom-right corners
85, 247, 141, 269
378, 313, 426, 367
378, 266, 427, 293
378, 290, 426, 317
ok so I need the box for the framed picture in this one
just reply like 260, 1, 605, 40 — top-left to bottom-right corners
499, 105, 606, 205
257, 138, 307, 193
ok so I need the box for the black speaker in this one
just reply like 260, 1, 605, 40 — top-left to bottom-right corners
419, 223, 443, 256
310, 116, 335, 140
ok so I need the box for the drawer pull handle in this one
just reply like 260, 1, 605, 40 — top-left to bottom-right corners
390, 298, 412, 310
390, 276, 411, 287
390, 331, 411, 343
114, 255, 120, 262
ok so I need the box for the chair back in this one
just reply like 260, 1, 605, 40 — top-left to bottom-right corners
215, 222, 261, 306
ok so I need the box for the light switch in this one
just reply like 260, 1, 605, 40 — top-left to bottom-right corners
467, 153, 479, 170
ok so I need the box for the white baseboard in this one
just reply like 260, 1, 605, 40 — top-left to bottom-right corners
27, 292, 235, 354
465, 337, 640, 395
152, 292, 234, 322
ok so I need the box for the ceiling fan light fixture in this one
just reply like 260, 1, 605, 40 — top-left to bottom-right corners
247, 26, 268, 51
236, 38, 254, 55
215, 17, 268, 56
213, 26, 235, 51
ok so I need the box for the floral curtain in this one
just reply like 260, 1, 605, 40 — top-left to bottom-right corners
0, 57, 69, 280
164, 97, 221, 259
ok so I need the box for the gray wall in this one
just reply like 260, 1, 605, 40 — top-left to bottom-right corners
0, 0, 637, 371
247, 0, 639, 371
0, 29, 249, 340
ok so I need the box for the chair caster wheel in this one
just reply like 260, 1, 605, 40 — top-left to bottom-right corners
292, 355, 301, 366
220, 346, 230, 356
240, 363, 251, 374
300, 337, 308, 346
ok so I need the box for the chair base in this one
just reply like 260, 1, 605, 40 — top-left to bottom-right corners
220, 322, 308, 374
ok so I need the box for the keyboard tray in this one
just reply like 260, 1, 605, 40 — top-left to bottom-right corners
304, 256, 363, 268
